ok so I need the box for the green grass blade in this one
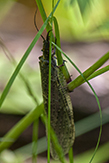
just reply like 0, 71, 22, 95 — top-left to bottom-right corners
68, 147, 74, 163
52, 42, 102, 163
0, 30, 44, 109
14, 107, 109, 160
51, 45, 108, 91
2, 39, 40, 106
87, 65, 109, 81
0, 0, 60, 109
68, 51, 109, 91
47, 22, 52, 163
14, 137, 47, 159
74, 142, 109, 163
0, 103, 44, 152
41, 115, 66, 163
1, 106, 108, 159
32, 119, 39, 163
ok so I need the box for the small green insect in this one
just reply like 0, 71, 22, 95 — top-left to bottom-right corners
34, 10, 75, 159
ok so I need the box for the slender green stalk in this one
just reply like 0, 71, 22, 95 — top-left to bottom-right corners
41, 115, 66, 163
47, 1, 55, 162
53, 16, 71, 83
47, 26, 52, 163
87, 65, 109, 80
0, 22, 46, 109
68, 148, 74, 163
36, 0, 51, 32
68, 51, 109, 91
0, 103, 44, 152
74, 65, 109, 86
1, 40, 39, 106
32, 119, 39, 163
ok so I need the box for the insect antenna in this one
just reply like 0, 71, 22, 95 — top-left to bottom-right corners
34, 9, 45, 40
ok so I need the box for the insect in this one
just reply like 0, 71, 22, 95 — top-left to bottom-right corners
34, 10, 75, 159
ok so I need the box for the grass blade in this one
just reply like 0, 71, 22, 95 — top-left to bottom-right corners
0, 0, 60, 109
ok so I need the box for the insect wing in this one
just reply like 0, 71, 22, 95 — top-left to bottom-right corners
50, 66, 75, 159
39, 56, 75, 159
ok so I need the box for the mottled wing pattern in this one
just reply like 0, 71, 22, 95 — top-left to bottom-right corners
39, 55, 75, 159
50, 66, 75, 159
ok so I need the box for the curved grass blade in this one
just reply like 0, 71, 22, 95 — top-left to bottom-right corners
52, 42, 102, 163
0, 0, 60, 109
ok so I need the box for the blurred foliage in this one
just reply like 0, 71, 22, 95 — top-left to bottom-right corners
0, 149, 23, 163
70, 0, 91, 15
0, 53, 42, 114
74, 142, 109, 163
0, 0, 16, 25
41, 0, 109, 41
0, 142, 109, 163
0, 107, 108, 163
0, 0, 109, 41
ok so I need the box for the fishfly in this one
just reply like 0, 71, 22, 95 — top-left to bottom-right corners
39, 32, 75, 159
34, 7, 75, 159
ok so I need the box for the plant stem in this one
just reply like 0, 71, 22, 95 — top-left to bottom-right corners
53, 16, 71, 83
32, 119, 39, 163
36, 0, 51, 32
0, 103, 44, 152
47, 28, 52, 163
87, 65, 109, 80
69, 148, 74, 163
68, 51, 109, 91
